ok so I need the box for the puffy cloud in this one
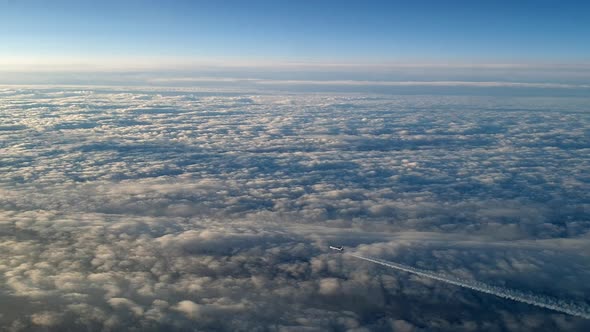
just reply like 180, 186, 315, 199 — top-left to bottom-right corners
0, 87, 588, 331
108, 298, 144, 317
30, 312, 62, 327
319, 278, 342, 295
174, 300, 202, 319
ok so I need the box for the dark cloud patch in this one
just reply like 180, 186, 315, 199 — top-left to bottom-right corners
0, 87, 589, 330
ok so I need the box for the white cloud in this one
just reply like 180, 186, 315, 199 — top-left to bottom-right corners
30, 312, 62, 327
151, 77, 590, 89
0, 87, 588, 331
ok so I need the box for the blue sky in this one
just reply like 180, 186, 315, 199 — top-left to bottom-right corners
2, 0, 589, 61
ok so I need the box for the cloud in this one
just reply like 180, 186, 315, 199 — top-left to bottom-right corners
30, 312, 62, 327
2, 56, 590, 91
149, 78, 590, 89
0, 86, 589, 331
2, 56, 589, 72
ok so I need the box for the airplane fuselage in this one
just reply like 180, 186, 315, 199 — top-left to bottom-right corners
329, 246, 344, 251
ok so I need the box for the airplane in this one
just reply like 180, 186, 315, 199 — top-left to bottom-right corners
329, 245, 344, 252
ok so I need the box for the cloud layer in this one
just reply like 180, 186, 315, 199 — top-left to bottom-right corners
0, 87, 589, 331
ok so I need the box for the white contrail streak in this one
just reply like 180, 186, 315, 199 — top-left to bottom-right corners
348, 253, 590, 319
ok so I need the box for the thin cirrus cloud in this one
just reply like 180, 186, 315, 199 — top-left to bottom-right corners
148, 77, 590, 89
2, 56, 589, 70
2, 57, 590, 91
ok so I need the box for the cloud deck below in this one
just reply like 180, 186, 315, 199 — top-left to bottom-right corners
0, 87, 589, 331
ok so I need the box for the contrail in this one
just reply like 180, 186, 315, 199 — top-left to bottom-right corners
348, 253, 590, 319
